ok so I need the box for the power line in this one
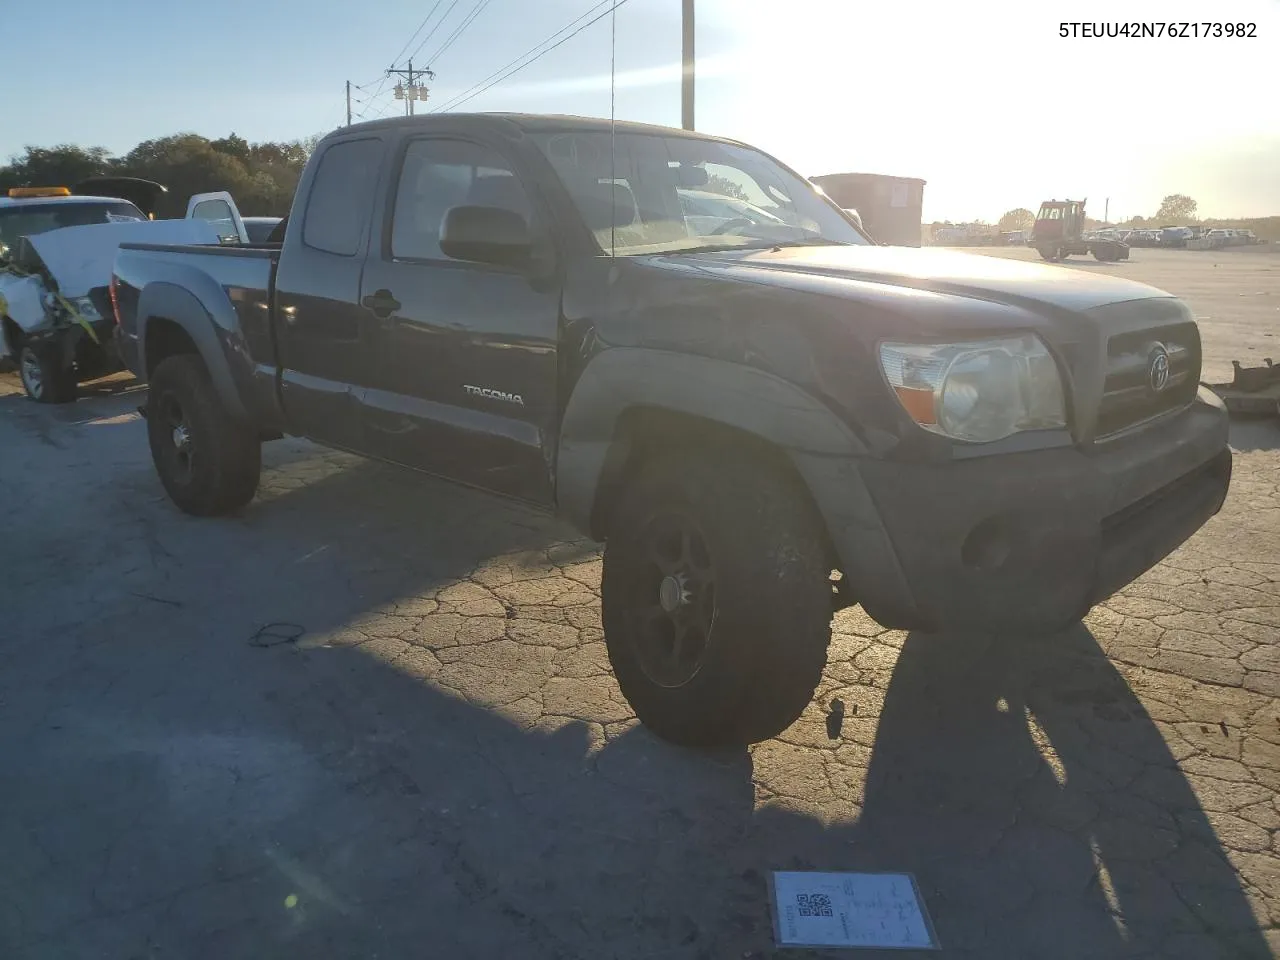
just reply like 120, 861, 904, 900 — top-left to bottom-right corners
389, 0, 447, 70
432, 0, 624, 113
350, 81, 399, 122
431, 0, 614, 112
361, 0, 448, 110
419, 0, 493, 69
407, 0, 462, 64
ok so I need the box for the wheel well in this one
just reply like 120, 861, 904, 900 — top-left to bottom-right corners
587, 406, 839, 564
144, 318, 198, 379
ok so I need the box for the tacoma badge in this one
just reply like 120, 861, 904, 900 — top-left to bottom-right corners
464, 384, 525, 406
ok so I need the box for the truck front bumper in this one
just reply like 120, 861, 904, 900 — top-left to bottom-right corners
796, 389, 1231, 634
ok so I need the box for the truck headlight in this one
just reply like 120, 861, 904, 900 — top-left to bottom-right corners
71, 297, 101, 321
879, 334, 1066, 443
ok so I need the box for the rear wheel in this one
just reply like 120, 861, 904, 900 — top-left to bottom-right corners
146, 354, 261, 516
18, 343, 77, 404
1037, 246, 1058, 261
601, 447, 833, 748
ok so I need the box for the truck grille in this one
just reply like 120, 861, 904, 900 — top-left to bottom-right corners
1095, 320, 1200, 439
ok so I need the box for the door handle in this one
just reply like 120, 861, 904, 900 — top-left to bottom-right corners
362, 289, 401, 318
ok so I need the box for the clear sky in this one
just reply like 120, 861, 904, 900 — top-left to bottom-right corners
4, 0, 1276, 222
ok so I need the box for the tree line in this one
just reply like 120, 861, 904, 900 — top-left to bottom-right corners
0, 132, 324, 219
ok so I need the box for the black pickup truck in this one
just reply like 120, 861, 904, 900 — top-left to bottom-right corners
112, 113, 1231, 748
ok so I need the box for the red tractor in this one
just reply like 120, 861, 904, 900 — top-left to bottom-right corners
1030, 198, 1129, 263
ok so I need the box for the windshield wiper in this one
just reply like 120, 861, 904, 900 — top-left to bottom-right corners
764, 238, 853, 248
666, 238, 849, 256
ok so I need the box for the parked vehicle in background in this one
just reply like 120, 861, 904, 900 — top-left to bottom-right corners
1239, 229, 1260, 244
1160, 226, 1191, 248
113, 113, 1231, 749
186, 193, 249, 244
242, 217, 283, 243
0, 183, 242, 402
1030, 199, 1128, 261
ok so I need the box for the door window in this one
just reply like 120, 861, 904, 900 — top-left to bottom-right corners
390, 139, 531, 262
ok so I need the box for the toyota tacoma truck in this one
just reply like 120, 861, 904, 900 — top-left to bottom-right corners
111, 114, 1232, 748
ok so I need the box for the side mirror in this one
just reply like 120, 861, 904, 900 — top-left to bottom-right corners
439, 205, 532, 268
671, 164, 709, 188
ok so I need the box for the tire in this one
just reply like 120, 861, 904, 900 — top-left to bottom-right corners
146, 354, 261, 516
601, 446, 832, 748
1036, 246, 1057, 261
18, 343, 77, 404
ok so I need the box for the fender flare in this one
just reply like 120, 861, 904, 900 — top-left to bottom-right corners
136, 280, 249, 421
555, 347, 865, 535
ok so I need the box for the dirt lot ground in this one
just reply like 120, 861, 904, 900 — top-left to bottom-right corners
1, 249, 1278, 959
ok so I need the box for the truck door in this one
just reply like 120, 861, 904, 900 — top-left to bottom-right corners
273, 135, 386, 451
358, 134, 560, 506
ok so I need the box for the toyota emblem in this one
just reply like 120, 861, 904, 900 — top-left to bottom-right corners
1148, 344, 1171, 393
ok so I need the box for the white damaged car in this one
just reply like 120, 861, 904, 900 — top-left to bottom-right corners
0, 179, 246, 402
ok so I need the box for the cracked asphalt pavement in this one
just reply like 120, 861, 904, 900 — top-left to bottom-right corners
1, 251, 1278, 959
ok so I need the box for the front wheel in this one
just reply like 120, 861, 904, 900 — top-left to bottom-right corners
19, 343, 77, 404
601, 447, 833, 748
146, 354, 261, 516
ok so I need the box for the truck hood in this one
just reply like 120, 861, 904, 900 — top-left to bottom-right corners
25, 219, 220, 298
667, 244, 1173, 313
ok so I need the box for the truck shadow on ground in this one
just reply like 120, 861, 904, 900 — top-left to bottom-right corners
1, 403, 1270, 959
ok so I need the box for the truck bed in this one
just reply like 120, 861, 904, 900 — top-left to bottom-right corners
112, 241, 282, 425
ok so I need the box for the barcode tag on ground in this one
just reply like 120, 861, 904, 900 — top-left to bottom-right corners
769, 871, 939, 950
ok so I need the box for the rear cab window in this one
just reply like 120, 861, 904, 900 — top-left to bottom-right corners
302, 138, 384, 256
191, 198, 239, 243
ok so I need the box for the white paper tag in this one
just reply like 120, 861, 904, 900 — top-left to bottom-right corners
771, 871, 939, 950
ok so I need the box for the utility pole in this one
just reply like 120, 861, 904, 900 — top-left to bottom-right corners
388, 58, 435, 116
346, 80, 352, 126
1104, 197, 1109, 224
681, 0, 694, 130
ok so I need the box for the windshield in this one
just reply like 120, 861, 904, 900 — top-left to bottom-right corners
0, 200, 146, 250
531, 131, 867, 255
